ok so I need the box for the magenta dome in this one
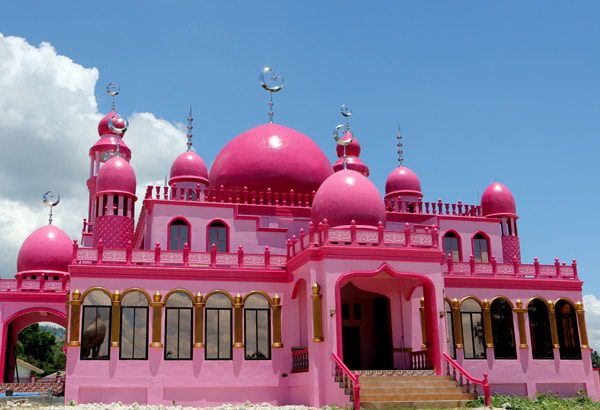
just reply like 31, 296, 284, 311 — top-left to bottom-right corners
332, 133, 369, 176
335, 132, 361, 157
96, 157, 137, 196
169, 151, 209, 186
90, 136, 131, 159
481, 181, 517, 218
385, 166, 423, 199
98, 111, 117, 137
17, 225, 72, 273
311, 169, 386, 227
209, 123, 332, 194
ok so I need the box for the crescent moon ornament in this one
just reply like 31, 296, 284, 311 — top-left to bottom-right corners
333, 124, 353, 146
105, 83, 120, 97
260, 66, 284, 92
340, 105, 352, 118
43, 190, 60, 225
108, 115, 129, 135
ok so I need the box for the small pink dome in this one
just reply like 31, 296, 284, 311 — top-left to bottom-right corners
17, 225, 72, 273
169, 151, 209, 186
335, 132, 361, 157
96, 157, 137, 196
333, 133, 369, 176
481, 182, 517, 217
311, 169, 386, 227
385, 166, 423, 198
210, 123, 332, 193
89, 136, 131, 159
98, 111, 117, 137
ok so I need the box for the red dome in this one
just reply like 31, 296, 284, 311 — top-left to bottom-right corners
96, 157, 137, 196
311, 169, 386, 227
481, 182, 517, 218
89, 136, 131, 159
209, 123, 332, 194
385, 166, 422, 198
169, 151, 209, 186
17, 225, 72, 273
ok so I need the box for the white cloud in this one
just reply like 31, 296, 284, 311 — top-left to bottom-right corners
583, 294, 600, 350
0, 33, 184, 277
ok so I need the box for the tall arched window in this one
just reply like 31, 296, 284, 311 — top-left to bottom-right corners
461, 299, 486, 359
244, 294, 271, 360
205, 293, 232, 360
169, 219, 190, 250
207, 221, 228, 252
528, 299, 553, 359
556, 300, 581, 360
443, 232, 461, 262
491, 299, 516, 359
165, 291, 193, 360
472, 233, 490, 262
81, 290, 112, 360
120, 291, 149, 360
445, 300, 455, 359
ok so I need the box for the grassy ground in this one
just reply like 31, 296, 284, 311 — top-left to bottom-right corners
466, 392, 600, 409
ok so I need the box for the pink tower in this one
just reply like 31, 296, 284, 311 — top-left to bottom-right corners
481, 181, 521, 262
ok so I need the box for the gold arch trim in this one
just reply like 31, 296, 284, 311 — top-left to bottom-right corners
554, 297, 578, 308
81, 287, 112, 302
204, 289, 235, 304
121, 288, 152, 305
526, 297, 552, 309
459, 295, 484, 309
489, 296, 515, 309
241, 290, 274, 306
164, 288, 195, 303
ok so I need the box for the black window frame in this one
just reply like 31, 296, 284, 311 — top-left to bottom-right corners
244, 307, 271, 360
164, 306, 193, 360
80, 305, 112, 361
528, 299, 554, 360
490, 299, 517, 359
205, 307, 233, 360
445, 302, 456, 359
119, 305, 149, 360
461, 310, 486, 359
556, 300, 582, 360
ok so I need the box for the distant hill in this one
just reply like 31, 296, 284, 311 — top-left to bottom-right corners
39, 324, 66, 343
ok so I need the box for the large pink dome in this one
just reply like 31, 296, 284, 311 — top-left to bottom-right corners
169, 151, 209, 186
481, 181, 517, 218
17, 225, 72, 273
96, 157, 137, 196
209, 123, 333, 194
385, 166, 422, 199
311, 169, 386, 227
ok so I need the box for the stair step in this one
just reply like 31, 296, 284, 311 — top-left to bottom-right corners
361, 392, 473, 401
361, 399, 472, 409
360, 380, 459, 388
361, 386, 464, 395
360, 375, 453, 381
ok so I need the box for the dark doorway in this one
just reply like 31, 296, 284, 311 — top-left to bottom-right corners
342, 326, 361, 369
373, 297, 393, 369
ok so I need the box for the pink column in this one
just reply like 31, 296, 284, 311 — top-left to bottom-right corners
423, 283, 441, 375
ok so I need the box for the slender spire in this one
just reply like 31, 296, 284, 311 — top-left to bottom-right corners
334, 105, 354, 170
260, 66, 284, 123
106, 83, 120, 111
186, 106, 193, 151
396, 124, 404, 167
42, 191, 60, 225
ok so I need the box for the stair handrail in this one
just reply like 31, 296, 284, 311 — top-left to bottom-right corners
442, 352, 490, 406
331, 353, 360, 410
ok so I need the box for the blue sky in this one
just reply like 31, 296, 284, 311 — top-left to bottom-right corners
0, 2, 598, 298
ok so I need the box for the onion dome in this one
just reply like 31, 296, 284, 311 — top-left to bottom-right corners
385, 166, 423, 199
169, 151, 209, 186
311, 169, 386, 227
98, 111, 128, 137
209, 123, 332, 193
332, 132, 369, 176
481, 181, 517, 218
89, 136, 131, 159
96, 156, 137, 196
17, 225, 72, 273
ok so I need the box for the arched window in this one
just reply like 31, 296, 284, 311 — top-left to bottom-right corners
528, 299, 553, 359
445, 300, 455, 359
120, 291, 149, 360
555, 300, 581, 360
461, 299, 486, 359
490, 299, 516, 359
207, 221, 228, 252
165, 291, 193, 360
81, 290, 112, 360
472, 233, 490, 262
205, 293, 232, 360
443, 232, 461, 262
353, 304, 362, 320
169, 219, 190, 251
244, 294, 271, 360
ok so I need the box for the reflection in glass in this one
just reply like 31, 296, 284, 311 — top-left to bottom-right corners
445, 301, 455, 359
491, 299, 516, 359
208, 221, 227, 252
205, 293, 232, 359
461, 299, 486, 359
81, 290, 111, 360
473, 234, 489, 263
120, 291, 149, 360
244, 294, 271, 360
556, 300, 581, 360
443, 232, 461, 262
165, 292, 193, 360
528, 299, 553, 359
169, 219, 189, 251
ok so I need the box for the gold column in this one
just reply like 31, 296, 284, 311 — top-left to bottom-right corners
482, 299, 493, 348
419, 297, 427, 349
111, 290, 121, 347
451, 298, 463, 348
548, 300, 560, 349
193, 293, 205, 348
272, 294, 283, 348
515, 299, 528, 349
311, 282, 323, 342
576, 301, 590, 349
233, 292, 244, 348
150, 291, 164, 348
68, 289, 81, 346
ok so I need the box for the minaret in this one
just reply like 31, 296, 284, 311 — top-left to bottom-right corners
481, 182, 520, 263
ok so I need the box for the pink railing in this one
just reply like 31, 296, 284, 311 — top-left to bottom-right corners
331, 353, 360, 410
291, 348, 309, 373
145, 185, 315, 208
443, 254, 579, 280
443, 353, 490, 406
0, 272, 68, 293
288, 221, 439, 257
410, 350, 430, 370
386, 198, 482, 217
72, 241, 286, 270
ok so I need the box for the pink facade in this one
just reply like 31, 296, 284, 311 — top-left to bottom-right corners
0, 107, 597, 407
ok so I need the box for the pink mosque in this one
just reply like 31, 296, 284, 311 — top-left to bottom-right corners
0, 79, 597, 408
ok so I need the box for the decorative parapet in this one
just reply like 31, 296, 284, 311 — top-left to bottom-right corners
386, 198, 482, 217
0, 271, 69, 293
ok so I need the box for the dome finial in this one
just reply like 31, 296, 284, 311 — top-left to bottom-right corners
42, 191, 60, 225
186, 105, 194, 152
106, 82, 120, 112
107, 115, 128, 157
260, 66, 284, 124
396, 124, 404, 167
333, 105, 354, 169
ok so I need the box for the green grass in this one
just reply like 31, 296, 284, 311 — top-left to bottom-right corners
467, 391, 599, 409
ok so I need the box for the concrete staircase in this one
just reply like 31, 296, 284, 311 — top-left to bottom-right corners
358, 371, 473, 409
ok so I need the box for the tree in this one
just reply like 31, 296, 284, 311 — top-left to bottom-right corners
16, 324, 66, 376
591, 349, 600, 368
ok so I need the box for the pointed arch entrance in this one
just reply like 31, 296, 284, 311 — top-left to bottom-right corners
335, 263, 441, 374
